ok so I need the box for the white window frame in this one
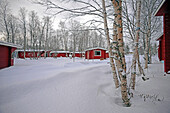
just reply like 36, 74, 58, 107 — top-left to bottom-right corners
94, 50, 101, 56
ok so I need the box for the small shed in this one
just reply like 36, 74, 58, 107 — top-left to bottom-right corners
155, 0, 170, 73
0, 41, 21, 69
71, 52, 85, 58
50, 51, 69, 57
85, 47, 107, 59
17, 50, 51, 58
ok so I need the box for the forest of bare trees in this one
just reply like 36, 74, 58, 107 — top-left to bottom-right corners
0, 0, 107, 54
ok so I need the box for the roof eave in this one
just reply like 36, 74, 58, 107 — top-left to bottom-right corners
154, 0, 166, 16
85, 47, 107, 51
0, 41, 22, 48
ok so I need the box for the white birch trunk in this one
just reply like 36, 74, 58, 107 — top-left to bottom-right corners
111, 0, 130, 106
145, 13, 151, 68
102, 0, 119, 88
131, 0, 141, 90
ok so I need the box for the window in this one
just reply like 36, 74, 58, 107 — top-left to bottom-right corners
94, 50, 101, 56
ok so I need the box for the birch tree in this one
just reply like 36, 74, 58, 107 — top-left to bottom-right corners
131, 0, 141, 90
111, 0, 130, 106
102, 0, 119, 88
141, 0, 162, 68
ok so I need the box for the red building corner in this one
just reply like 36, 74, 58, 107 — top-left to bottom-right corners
0, 41, 22, 69
155, 0, 170, 73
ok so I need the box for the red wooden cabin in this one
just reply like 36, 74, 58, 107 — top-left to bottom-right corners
17, 50, 51, 58
50, 51, 69, 57
85, 47, 107, 59
155, 0, 170, 73
0, 41, 21, 69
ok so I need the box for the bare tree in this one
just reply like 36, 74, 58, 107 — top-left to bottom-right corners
102, 0, 119, 88
122, 0, 161, 78
131, 0, 141, 90
44, 16, 50, 58
69, 20, 81, 61
19, 7, 27, 59
8, 14, 18, 43
58, 21, 69, 51
141, 0, 162, 68
38, 18, 46, 51
111, 0, 130, 106
0, 0, 10, 42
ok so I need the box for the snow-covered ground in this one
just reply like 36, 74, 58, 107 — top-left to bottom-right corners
0, 56, 170, 113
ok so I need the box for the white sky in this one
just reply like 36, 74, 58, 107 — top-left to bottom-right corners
8, 0, 72, 30
8, 0, 98, 30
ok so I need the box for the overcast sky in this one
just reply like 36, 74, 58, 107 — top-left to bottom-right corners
8, 0, 71, 30
7, 0, 97, 30
9, 0, 45, 16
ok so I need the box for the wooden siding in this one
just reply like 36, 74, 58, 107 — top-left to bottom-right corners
106, 52, 109, 58
73, 53, 84, 57
164, 13, 170, 73
85, 49, 106, 59
18, 51, 39, 58
162, 34, 165, 61
18, 51, 51, 58
51, 53, 69, 57
0, 45, 16, 69
0, 45, 10, 69
158, 40, 162, 60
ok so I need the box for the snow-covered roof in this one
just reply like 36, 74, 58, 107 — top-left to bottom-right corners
85, 47, 107, 51
154, 0, 166, 16
50, 51, 70, 53
0, 41, 22, 48
15, 49, 50, 52
70, 52, 85, 54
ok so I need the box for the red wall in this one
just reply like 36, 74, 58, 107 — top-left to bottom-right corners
72, 53, 84, 57
51, 52, 84, 58
106, 53, 109, 58
158, 13, 170, 73
51, 53, 69, 57
41, 51, 51, 57
161, 36, 165, 61
0, 45, 10, 69
85, 49, 106, 59
164, 13, 170, 73
0, 45, 16, 69
155, 0, 170, 73
18, 51, 39, 58
18, 51, 51, 58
